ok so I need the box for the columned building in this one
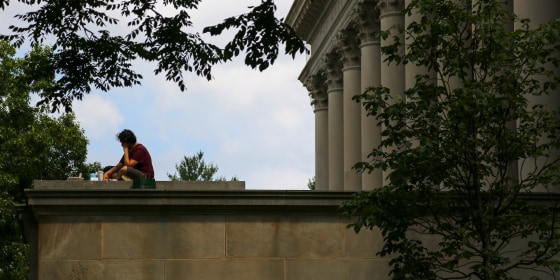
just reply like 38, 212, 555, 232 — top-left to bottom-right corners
286, 0, 560, 191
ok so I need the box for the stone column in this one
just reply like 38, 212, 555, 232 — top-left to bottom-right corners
404, 0, 437, 164
378, 0, 405, 90
514, 0, 560, 110
514, 0, 560, 27
338, 29, 362, 191
356, 0, 382, 190
404, 0, 436, 90
305, 74, 329, 190
378, 0, 405, 186
498, 0, 518, 184
514, 0, 560, 191
324, 52, 344, 190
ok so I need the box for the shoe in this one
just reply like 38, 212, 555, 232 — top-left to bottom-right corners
121, 175, 132, 182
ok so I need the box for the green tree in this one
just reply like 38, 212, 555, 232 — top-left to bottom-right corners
0, 193, 28, 280
168, 150, 237, 181
341, 1, 560, 279
81, 161, 103, 180
0, 0, 307, 112
0, 40, 89, 279
307, 176, 315, 190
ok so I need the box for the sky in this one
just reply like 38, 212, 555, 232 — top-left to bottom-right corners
2, 0, 315, 190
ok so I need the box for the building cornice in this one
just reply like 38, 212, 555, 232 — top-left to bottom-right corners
22, 185, 357, 218
21, 182, 560, 219
295, 1, 357, 84
285, 0, 328, 41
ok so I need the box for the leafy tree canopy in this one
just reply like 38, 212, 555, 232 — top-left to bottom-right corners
341, 0, 560, 279
0, 0, 307, 112
307, 176, 315, 190
0, 192, 28, 280
168, 150, 238, 181
82, 161, 103, 180
0, 41, 89, 198
0, 40, 90, 279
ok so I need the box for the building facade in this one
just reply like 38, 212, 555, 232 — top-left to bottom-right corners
285, 0, 560, 191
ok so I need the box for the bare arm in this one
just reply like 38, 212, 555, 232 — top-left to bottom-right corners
103, 162, 124, 180
122, 145, 138, 167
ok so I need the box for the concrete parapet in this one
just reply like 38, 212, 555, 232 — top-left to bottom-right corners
20, 180, 387, 280
33, 180, 246, 191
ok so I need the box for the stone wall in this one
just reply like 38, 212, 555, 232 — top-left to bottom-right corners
19, 181, 389, 280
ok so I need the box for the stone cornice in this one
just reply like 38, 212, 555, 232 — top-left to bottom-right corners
22, 184, 560, 219
22, 187, 356, 218
295, 1, 356, 87
285, 0, 328, 40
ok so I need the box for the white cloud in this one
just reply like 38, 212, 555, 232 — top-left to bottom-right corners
72, 94, 124, 140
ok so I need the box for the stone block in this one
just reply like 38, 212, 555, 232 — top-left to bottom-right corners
39, 260, 104, 280
285, 259, 391, 280
344, 225, 384, 258
165, 215, 226, 258
103, 215, 225, 259
165, 259, 284, 280
343, 259, 391, 279
39, 216, 102, 260
226, 215, 344, 258
285, 259, 345, 280
39, 260, 164, 280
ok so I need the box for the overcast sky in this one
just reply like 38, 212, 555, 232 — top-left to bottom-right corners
2, 0, 314, 189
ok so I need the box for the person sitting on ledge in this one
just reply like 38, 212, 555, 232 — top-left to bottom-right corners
103, 129, 154, 181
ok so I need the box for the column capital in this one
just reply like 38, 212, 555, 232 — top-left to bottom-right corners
322, 52, 343, 91
336, 29, 361, 68
377, 0, 404, 15
305, 73, 328, 111
354, 1, 381, 44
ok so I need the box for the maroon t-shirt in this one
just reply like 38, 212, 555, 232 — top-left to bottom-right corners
119, 143, 154, 178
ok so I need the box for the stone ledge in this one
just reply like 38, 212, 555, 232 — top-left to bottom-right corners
23, 181, 357, 218
33, 180, 246, 191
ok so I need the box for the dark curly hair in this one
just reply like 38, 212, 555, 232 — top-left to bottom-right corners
117, 129, 137, 145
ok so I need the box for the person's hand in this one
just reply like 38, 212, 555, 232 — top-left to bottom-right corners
103, 173, 110, 181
